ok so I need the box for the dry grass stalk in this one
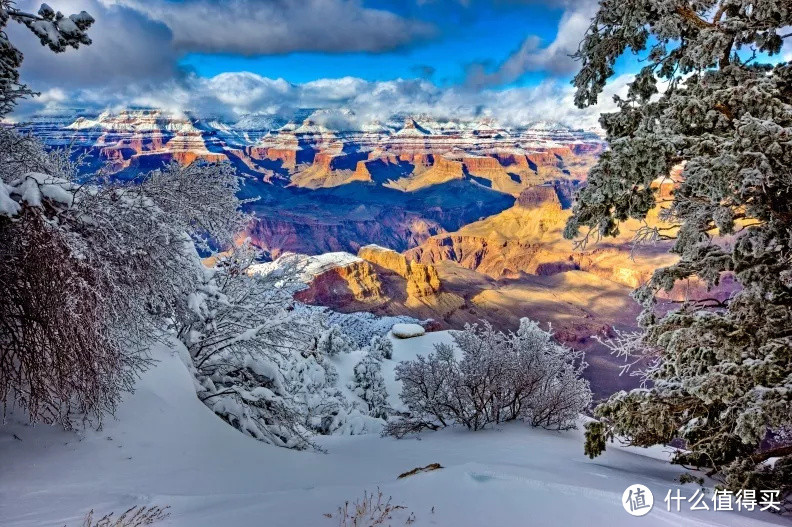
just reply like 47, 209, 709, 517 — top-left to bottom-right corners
326, 488, 413, 526
79, 505, 170, 527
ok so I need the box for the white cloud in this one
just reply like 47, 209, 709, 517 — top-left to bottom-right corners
466, 0, 597, 87
14, 71, 633, 132
7, 0, 628, 130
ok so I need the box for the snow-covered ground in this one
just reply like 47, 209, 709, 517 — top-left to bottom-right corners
0, 332, 785, 527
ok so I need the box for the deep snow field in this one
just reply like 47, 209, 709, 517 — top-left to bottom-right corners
0, 332, 786, 527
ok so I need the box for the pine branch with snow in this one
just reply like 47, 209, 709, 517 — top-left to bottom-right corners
0, 2, 94, 115
566, 0, 792, 502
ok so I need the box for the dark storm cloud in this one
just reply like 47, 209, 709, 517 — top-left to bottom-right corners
7, 0, 435, 93
8, 1, 181, 89
105, 0, 435, 55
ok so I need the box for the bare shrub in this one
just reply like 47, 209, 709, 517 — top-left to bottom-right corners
386, 318, 592, 437
78, 505, 170, 527
0, 205, 143, 426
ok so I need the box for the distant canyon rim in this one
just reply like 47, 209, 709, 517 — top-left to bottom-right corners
13, 108, 712, 396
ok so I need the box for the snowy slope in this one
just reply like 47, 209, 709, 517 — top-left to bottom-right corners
0, 334, 785, 527
249, 251, 363, 282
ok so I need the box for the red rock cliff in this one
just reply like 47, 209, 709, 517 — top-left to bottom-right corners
358, 245, 441, 297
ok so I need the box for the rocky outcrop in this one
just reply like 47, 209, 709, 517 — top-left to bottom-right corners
353, 157, 413, 184
263, 147, 299, 169
398, 152, 434, 167
245, 211, 447, 258
294, 259, 384, 305
460, 155, 526, 195
358, 245, 440, 297
407, 234, 554, 278
515, 185, 562, 210
168, 149, 227, 166
406, 198, 676, 288
386, 156, 465, 191
491, 151, 531, 169
461, 155, 501, 174
431, 156, 464, 179
526, 151, 560, 170
570, 142, 606, 156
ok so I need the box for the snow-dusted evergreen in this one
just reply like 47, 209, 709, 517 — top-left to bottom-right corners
350, 347, 389, 419
565, 0, 792, 505
316, 324, 355, 357
386, 319, 591, 437
369, 334, 394, 360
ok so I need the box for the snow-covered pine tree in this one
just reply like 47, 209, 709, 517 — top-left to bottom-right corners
565, 0, 792, 503
317, 324, 355, 357
0, 2, 94, 114
369, 334, 394, 360
350, 348, 389, 419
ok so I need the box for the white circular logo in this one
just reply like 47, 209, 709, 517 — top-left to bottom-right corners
622, 484, 654, 516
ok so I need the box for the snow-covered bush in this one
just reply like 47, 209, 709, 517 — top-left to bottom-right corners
0, 129, 244, 428
177, 246, 379, 448
317, 324, 355, 356
177, 246, 317, 449
303, 309, 418, 348
369, 334, 394, 360
386, 319, 591, 437
350, 348, 389, 419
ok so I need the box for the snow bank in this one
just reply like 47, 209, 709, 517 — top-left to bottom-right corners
391, 323, 426, 338
0, 337, 781, 527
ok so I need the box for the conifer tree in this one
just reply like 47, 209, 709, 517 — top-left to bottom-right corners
317, 325, 355, 357
369, 334, 394, 360
566, 0, 792, 503
351, 347, 389, 419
